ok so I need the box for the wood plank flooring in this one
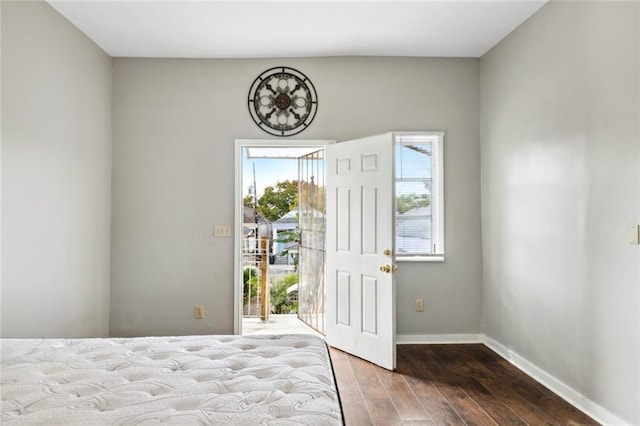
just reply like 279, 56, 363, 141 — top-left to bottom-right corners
329, 344, 599, 426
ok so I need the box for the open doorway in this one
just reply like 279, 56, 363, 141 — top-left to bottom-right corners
234, 140, 333, 336
236, 132, 436, 369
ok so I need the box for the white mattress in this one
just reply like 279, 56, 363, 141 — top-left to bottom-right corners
1, 334, 343, 425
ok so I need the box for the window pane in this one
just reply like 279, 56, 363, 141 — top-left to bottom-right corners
396, 181, 431, 213
396, 216, 431, 254
395, 142, 432, 180
395, 140, 434, 255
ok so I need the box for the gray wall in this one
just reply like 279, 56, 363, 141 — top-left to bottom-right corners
110, 57, 482, 337
480, 2, 639, 424
1, 1, 112, 338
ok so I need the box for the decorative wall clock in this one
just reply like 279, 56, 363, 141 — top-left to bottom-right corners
248, 66, 318, 137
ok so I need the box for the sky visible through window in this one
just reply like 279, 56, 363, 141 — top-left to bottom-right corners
242, 155, 298, 198
244, 145, 432, 199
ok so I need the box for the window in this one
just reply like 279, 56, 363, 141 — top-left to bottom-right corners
395, 132, 444, 260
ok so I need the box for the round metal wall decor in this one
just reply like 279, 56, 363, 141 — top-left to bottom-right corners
248, 66, 318, 137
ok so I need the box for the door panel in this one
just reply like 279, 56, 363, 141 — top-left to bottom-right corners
326, 132, 396, 370
336, 272, 351, 326
362, 187, 378, 254
336, 189, 351, 251
362, 275, 378, 334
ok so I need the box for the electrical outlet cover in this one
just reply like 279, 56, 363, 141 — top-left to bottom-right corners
630, 225, 640, 245
214, 225, 232, 238
194, 305, 205, 319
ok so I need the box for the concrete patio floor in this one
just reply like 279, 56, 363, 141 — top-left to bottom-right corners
242, 314, 324, 337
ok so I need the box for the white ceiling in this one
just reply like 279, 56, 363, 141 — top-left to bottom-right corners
47, 1, 547, 59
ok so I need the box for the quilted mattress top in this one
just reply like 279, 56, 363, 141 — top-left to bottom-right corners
1, 334, 343, 425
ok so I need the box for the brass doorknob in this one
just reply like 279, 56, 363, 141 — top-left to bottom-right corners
379, 264, 398, 273
383, 248, 392, 256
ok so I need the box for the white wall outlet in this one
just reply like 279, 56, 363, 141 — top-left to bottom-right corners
416, 299, 424, 312
194, 305, 205, 319
629, 225, 640, 245
214, 225, 231, 238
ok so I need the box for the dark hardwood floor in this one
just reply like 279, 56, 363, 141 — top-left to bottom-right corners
329, 344, 599, 426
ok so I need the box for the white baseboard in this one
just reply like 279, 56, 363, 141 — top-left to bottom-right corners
483, 336, 629, 426
396, 333, 484, 344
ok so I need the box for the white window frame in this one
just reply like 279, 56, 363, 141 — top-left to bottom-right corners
394, 131, 445, 262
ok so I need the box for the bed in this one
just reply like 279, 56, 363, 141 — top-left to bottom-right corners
0, 334, 343, 425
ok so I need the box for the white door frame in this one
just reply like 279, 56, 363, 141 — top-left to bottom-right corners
233, 139, 335, 335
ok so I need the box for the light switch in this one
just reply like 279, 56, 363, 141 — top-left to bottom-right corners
630, 225, 640, 245
214, 225, 232, 238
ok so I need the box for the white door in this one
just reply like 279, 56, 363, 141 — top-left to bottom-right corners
325, 133, 396, 370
